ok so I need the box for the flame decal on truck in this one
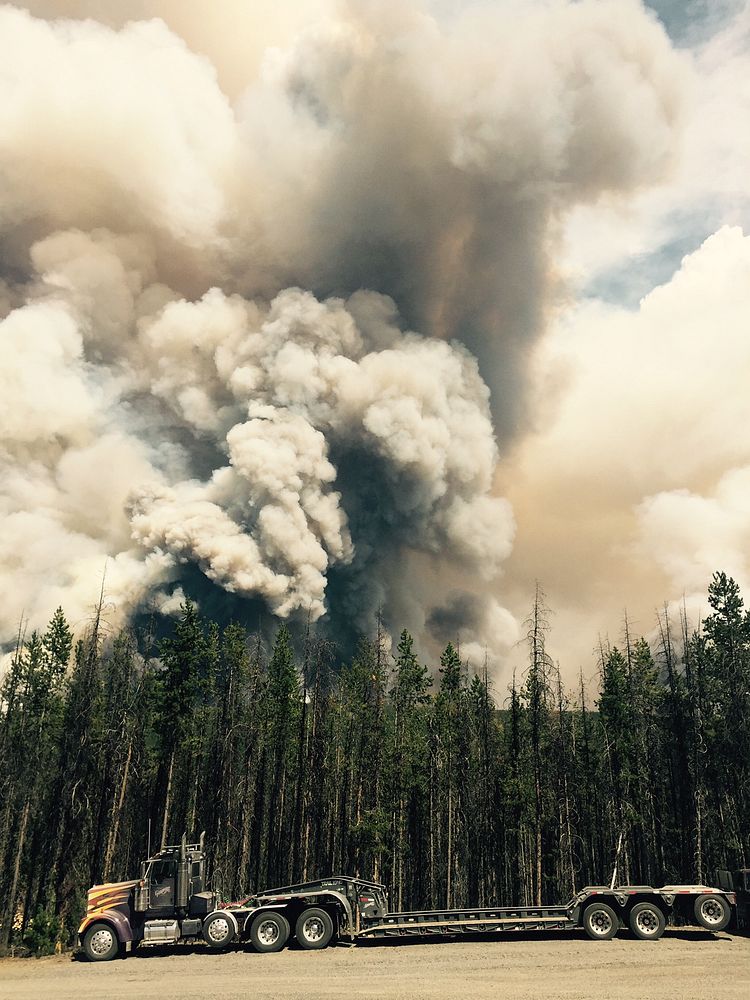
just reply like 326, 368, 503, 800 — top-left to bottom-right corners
78, 879, 139, 936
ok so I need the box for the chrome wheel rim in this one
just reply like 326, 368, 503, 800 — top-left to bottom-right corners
589, 909, 613, 936
90, 928, 115, 955
700, 899, 724, 926
302, 917, 325, 942
635, 909, 659, 935
258, 919, 280, 945
208, 917, 230, 943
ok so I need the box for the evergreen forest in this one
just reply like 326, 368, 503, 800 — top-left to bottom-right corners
1, 572, 749, 955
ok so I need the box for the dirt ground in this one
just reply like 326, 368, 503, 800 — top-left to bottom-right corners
1, 930, 748, 1000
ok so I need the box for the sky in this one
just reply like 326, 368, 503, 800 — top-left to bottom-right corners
1, 0, 749, 689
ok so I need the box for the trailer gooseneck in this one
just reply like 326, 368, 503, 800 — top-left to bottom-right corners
77, 835, 748, 961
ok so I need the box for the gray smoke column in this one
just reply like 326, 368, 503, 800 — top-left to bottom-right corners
0, 2, 684, 668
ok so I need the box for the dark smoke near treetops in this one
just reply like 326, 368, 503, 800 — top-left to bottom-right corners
0, 1, 683, 667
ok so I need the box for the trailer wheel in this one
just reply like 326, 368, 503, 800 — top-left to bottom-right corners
582, 902, 619, 940
295, 907, 334, 949
694, 894, 731, 931
250, 911, 290, 953
629, 902, 665, 940
82, 922, 121, 962
202, 913, 235, 949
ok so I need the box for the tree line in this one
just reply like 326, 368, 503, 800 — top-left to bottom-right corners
1, 572, 748, 954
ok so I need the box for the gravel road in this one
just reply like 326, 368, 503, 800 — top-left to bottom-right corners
1, 930, 748, 1000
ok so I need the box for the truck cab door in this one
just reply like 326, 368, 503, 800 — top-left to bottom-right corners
149, 859, 176, 912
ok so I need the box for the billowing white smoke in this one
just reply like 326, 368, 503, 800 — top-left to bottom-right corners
0, 2, 684, 666
2, 227, 511, 633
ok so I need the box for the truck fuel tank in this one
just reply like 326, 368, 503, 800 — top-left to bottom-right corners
143, 919, 180, 944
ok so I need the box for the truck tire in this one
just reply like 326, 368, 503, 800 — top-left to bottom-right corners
295, 907, 334, 949
582, 902, 619, 940
202, 912, 235, 949
82, 922, 121, 962
249, 911, 290, 953
629, 901, 666, 940
693, 894, 731, 932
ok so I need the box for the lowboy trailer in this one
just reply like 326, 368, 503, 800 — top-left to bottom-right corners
78, 835, 746, 961
202, 877, 738, 951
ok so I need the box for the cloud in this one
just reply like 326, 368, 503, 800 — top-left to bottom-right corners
228, 0, 684, 439
530, 226, 750, 492
637, 467, 750, 600
0, 9, 238, 252
0, 1, 691, 675
502, 225, 750, 666
426, 591, 520, 679
0, 227, 512, 646
562, 2, 750, 300
17, 0, 332, 100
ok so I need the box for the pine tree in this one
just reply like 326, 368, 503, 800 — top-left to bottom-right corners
155, 601, 208, 847
390, 630, 431, 908
263, 623, 300, 885
522, 586, 554, 904
598, 645, 635, 884
434, 642, 465, 907
702, 573, 750, 867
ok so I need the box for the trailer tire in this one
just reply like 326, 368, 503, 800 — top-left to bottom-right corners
250, 911, 290, 953
295, 907, 334, 949
82, 922, 121, 962
202, 912, 235, 949
582, 902, 619, 940
629, 901, 666, 940
693, 894, 731, 932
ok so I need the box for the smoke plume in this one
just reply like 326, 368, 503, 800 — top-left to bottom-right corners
0, 2, 684, 668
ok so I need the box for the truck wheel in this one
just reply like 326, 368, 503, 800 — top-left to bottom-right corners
295, 907, 334, 949
629, 902, 666, 940
250, 911, 290, 953
582, 902, 619, 940
202, 913, 235, 949
82, 922, 121, 961
694, 894, 731, 931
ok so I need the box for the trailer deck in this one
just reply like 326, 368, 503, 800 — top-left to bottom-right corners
358, 904, 576, 937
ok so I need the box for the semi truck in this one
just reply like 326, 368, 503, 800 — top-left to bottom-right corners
77, 833, 748, 961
